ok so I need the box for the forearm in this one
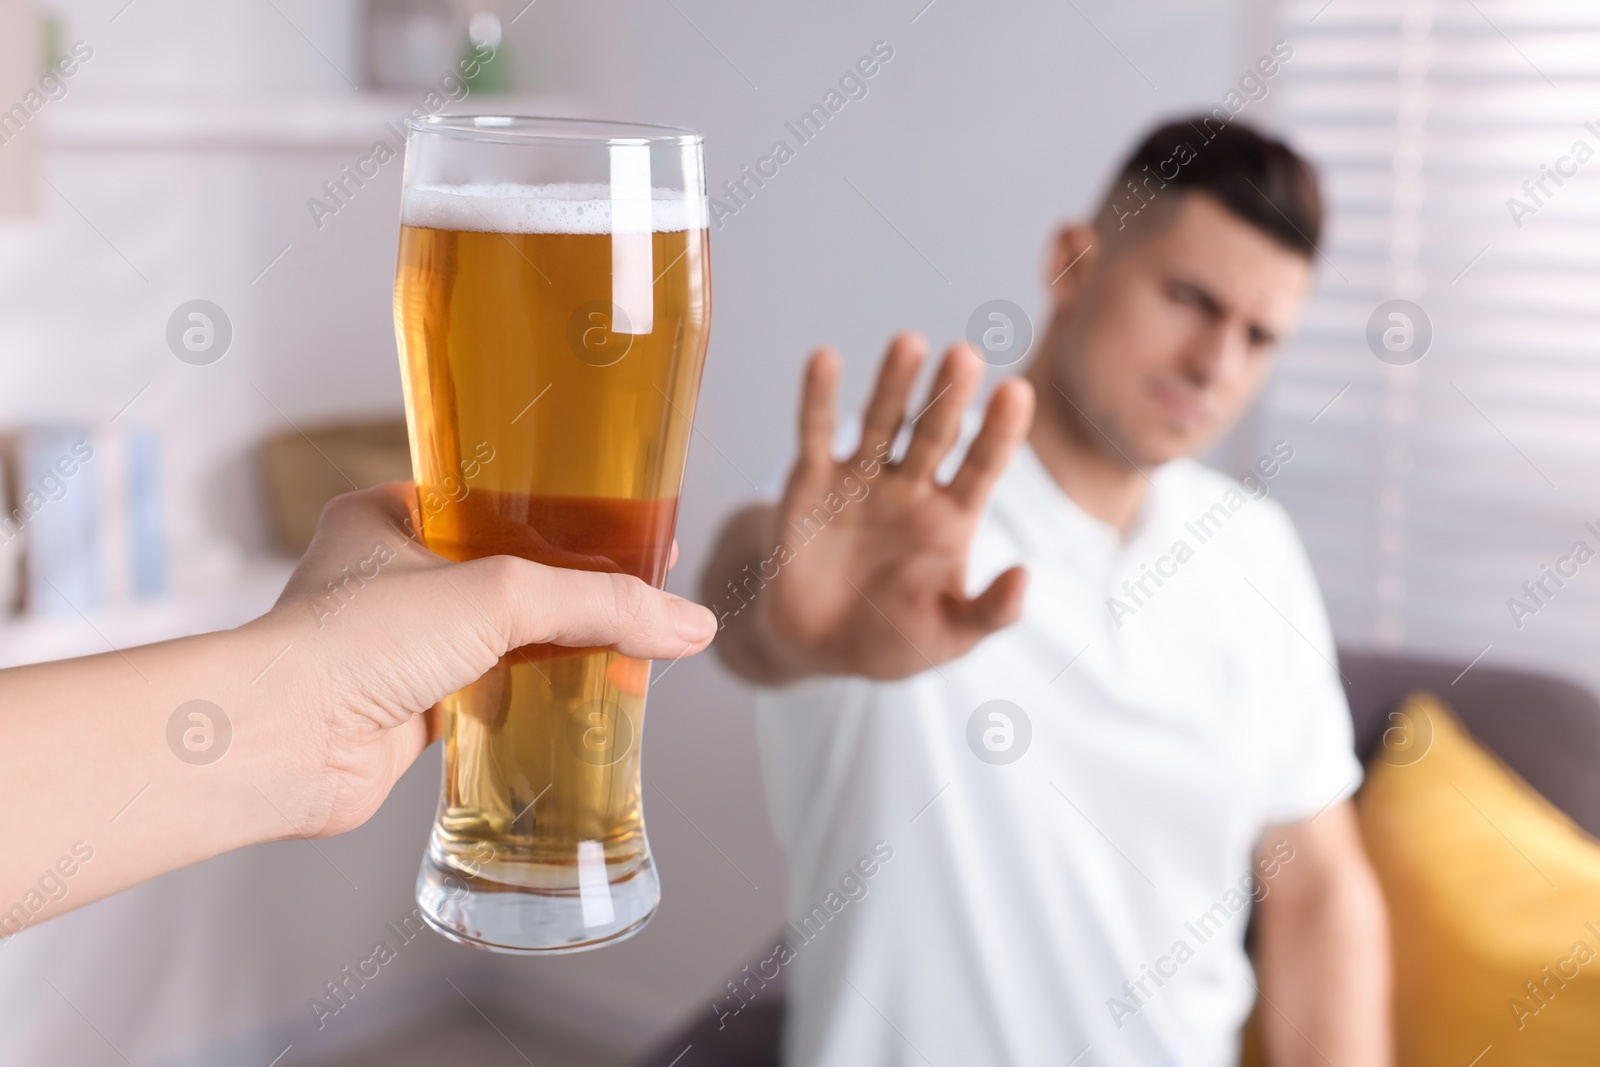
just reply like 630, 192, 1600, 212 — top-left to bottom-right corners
0, 617, 309, 929
1256, 859, 1392, 1065
701, 502, 817, 686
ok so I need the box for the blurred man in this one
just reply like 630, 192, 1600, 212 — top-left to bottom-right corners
704, 118, 1391, 1066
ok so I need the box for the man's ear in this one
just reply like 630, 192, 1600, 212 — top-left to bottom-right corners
1045, 223, 1099, 308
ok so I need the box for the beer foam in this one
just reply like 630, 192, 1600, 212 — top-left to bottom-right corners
402, 182, 706, 234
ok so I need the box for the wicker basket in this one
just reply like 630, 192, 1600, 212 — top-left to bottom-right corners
261, 420, 413, 553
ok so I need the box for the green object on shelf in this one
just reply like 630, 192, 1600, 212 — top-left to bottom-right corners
40, 12, 64, 75
462, 10, 512, 95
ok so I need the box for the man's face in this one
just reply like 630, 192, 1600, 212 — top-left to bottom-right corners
1038, 192, 1313, 466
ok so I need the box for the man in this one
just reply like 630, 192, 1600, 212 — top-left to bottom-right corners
703, 118, 1391, 1066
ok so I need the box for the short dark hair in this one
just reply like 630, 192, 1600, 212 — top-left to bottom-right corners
1100, 116, 1323, 257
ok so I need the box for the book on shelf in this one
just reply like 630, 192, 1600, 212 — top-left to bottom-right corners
0, 425, 169, 618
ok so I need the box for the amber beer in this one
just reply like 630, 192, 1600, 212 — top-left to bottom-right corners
396, 140, 710, 952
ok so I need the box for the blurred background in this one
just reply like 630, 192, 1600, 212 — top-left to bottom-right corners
1, 0, 1598, 1064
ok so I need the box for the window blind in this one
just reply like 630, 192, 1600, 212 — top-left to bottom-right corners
1250, 0, 1600, 689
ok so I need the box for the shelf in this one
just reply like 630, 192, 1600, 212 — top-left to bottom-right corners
0, 559, 295, 669
40, 91, 583, 151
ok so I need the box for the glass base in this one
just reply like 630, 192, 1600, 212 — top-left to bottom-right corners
415, 841, 659, 954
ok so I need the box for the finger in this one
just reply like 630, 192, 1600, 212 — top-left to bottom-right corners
423, 702, 443, 748
382, 713, 435, 803
481, 557, 717, 660
280, 483, 425, 604
947, 378, 1036, 510
356, 481, 424, 535
948, 565, 1028, 636
856, 332, 927, 463
305, 482, 417, 547
391, 703, 439, 767
669, 539, 680, 572
796, 347, 841, 481
900, 343, 983, 481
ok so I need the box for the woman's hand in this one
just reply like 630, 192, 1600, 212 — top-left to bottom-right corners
251, 482, 716, 838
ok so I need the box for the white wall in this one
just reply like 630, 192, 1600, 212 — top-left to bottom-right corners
0, 1, 1265, 1063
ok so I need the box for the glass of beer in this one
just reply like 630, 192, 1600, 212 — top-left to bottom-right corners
393, 115, 710, 953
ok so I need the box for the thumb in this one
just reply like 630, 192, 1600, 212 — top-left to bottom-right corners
948, 565, 1028, 636
469, 556, 717, 660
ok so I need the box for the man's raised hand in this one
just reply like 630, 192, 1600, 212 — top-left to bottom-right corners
721, 332, 1034, 682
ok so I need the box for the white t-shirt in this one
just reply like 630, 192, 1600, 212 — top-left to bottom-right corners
754, 441, 1360, 1067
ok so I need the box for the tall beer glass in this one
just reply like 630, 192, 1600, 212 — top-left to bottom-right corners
394, 115, 710, 953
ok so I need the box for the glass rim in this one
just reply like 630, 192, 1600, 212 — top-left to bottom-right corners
406, 114, 704, 146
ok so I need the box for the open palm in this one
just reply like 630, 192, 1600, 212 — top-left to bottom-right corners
755, 333, 1035, 680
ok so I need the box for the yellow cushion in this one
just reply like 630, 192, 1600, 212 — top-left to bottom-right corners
1357, 693, 1600, 1065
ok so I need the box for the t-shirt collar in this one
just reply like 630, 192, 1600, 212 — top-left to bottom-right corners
1000, 441, 1172, 565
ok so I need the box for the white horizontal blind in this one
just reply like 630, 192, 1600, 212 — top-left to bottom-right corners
1252, 0, 1600, 690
